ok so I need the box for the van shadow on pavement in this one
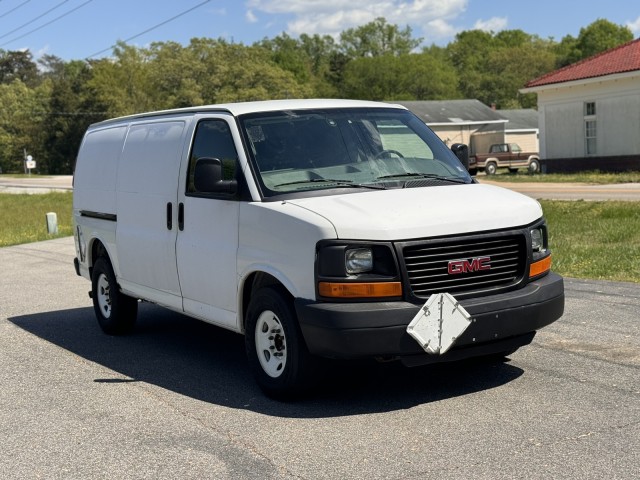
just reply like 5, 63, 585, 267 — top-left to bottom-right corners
10, 302, 523, 417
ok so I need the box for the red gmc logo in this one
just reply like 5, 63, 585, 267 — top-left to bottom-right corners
448, 256, 491, 275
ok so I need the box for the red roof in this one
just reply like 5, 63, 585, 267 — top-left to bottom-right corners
526, 38, 640, 88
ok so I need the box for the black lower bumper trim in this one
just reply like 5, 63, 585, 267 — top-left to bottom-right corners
295, 273, 564, 360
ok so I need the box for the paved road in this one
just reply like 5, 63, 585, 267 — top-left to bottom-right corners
1, 237, 638, 479
2, 175, 640, 200
479, 179, 640, 201
0, 175, 73, 194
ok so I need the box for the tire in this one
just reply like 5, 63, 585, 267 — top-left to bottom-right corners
91, 256, 138, 335
528, 159, 540, 174
245, 286, 315, 399
485, 162, 497, 175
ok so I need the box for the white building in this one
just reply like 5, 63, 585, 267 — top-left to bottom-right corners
521, 38, 640, 172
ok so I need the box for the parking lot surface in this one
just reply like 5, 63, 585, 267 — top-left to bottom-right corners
1, 237, 639, 479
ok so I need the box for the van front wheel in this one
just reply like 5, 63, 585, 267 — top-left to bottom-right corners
245, 287, 314, 399
91, 257, 138, 335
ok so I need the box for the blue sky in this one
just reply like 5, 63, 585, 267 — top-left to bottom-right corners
1, 0, 639, 60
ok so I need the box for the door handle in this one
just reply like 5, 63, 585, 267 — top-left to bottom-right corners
166, 202, 173, 230
178, 202, 184, 231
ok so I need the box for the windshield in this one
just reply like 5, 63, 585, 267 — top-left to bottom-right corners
239, 107, 471, 197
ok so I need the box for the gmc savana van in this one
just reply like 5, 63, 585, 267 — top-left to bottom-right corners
73, 99, 564, 398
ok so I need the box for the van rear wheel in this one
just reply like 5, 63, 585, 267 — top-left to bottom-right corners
91, 257, 138, 335
245, 286, 315, 399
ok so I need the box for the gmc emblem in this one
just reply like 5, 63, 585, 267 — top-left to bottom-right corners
448, 256, 491, 275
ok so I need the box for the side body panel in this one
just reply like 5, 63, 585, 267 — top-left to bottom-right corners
115, 118, 190, 308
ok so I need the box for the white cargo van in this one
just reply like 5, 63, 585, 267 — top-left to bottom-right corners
73, 99, 564, 398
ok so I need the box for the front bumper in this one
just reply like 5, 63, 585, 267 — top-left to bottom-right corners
295, 272, 564, 364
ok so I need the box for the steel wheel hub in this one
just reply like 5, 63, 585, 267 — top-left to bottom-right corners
255, 310, 287, 378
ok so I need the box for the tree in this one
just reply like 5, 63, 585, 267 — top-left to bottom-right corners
447, 30, 495, 101
147, 41, 205, 109
577, 19, 633, 59
482, 43, 556, 108
447, 29, 557, 108
398, 52, 460, 100
87, 42, 155, 117
0, 80, 50, 173
258, 33, 312, 84
0, 50, 39, 87
44, 60, 107, 174
341, 51, 459, 101
340, 17, 422, 58
557, 19, 633, 66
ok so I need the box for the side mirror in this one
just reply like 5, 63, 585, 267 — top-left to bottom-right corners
194, 157, 237, 194
451, 143, 469, 171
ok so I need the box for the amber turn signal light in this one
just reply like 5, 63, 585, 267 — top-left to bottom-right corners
529, 255, 552, 278
318, 281, 402, 298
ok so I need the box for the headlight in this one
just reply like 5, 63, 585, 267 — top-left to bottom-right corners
531, 228, 545, 253
345, 248, 373, 274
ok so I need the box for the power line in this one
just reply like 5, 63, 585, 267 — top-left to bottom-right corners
86, 0, 212, 59
0, 0, 71, 41
0, 0, 94, 48
0, 0, 31, 20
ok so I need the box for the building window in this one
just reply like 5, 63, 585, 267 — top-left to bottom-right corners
584, 101, 596, 116
584, 101, 596, 155
585, 120, 597, 155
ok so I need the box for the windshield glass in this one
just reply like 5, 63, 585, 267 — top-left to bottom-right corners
239, 107, 471, 197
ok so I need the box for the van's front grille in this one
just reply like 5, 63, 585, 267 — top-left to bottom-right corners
401, 235, 526, 299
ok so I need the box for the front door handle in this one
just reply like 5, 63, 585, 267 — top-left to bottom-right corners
178, 202, 184, 231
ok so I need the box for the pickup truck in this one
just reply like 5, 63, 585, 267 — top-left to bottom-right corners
470, 143, 540, 175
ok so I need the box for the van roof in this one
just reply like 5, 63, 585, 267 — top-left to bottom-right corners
91, 99, 407, 127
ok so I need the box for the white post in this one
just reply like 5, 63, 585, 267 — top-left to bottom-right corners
45, 212, 58, 235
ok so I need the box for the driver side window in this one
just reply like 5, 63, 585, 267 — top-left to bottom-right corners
187, 119, 238, 193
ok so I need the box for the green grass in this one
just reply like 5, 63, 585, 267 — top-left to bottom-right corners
542, 200, 640, 283
484, 170, 640, 184
0, 192, 73, 247
1, 193, 638, 283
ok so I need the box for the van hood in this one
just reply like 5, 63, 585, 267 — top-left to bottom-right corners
285, 183, 542, 240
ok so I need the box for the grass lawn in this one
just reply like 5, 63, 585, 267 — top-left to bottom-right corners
483, 170, 640, 184
541, 200, 640, 283
0, 192, 73, 247
1, 192, 638, 283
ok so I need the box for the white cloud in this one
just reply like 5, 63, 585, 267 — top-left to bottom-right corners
246, 9, 258, 23
426, 18, 460, 39
473, 16, 508, 33
246, 0, 469, 41
626, 16, 640, 35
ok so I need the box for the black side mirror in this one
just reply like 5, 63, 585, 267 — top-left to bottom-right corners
451, 143, 469, 170
194, 157, 237, 194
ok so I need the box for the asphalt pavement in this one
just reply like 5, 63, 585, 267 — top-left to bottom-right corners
1, 237, 638, 479
479, 179, 640, 201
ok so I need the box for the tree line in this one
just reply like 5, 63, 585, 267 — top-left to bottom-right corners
0, 17, 633, 174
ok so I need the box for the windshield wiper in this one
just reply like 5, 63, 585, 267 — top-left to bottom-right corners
376, 173, 467, 184
274, 178, 386, 190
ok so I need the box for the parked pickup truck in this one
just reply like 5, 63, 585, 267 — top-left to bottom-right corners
470, 143, 540, 175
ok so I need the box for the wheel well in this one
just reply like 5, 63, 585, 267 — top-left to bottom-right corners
241, 272, 291, 331
89, 240, 108, 275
